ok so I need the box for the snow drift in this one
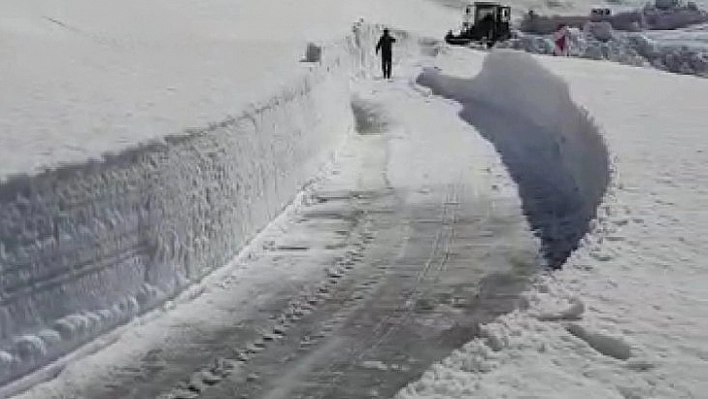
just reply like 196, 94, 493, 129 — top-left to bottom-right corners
0, 23, 427, 388
417, 50, 609, 268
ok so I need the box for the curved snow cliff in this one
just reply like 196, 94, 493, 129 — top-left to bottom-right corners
417, 50, 610, 268
0, 24, 423, 388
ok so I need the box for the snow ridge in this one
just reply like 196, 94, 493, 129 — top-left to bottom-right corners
416, 50, 610, 268
0, 23, 417, 390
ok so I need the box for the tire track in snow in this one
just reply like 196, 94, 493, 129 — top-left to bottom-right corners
307, 183, 462, 399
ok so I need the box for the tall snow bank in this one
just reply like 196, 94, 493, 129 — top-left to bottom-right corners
0, 58, 352, 389
417, 50, 609, 268
0, 23, 426, 390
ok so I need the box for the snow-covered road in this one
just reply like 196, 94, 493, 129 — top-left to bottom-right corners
14, 58, 545, 399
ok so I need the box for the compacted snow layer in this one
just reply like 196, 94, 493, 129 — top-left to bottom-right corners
0, 24, 432, 389
397, 50, 708, 398
416, 50, 609, 268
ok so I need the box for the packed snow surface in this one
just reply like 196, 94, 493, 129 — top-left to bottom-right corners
396, 49, 708, 399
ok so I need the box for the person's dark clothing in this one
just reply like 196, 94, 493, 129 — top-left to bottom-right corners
381, 57, 392, 79
480, 14, 495, 40
376, 32, 396, 79
376, 33, 396, 58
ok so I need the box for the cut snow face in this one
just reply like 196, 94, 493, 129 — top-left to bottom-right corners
417, 50, 609, 268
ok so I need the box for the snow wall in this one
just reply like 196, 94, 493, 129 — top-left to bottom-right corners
0, 23, 426, 389
417, 50, 610, 268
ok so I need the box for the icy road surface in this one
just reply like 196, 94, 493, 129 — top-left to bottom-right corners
15, 62, 542, 399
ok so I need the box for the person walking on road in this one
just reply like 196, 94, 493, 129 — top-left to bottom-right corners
553, 23, 571, 56
376, 28, 396, 79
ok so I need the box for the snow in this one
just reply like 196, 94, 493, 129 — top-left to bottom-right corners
434, 0, 708, 20
498, 27, 708, 77
416, 50, 609, 268
0, 0, 457, 178
396, 49, 708, 399
2, 0, 708, 395
645, 22, 708, 50
0, 0, 460, 388
0, 5, 445, 389
0, 41, 356, 389
6, 42, 538, 398
438, 0, 708, 78
0, 17, 346, 390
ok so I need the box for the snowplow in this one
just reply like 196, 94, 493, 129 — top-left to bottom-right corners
445, 2, 512, 48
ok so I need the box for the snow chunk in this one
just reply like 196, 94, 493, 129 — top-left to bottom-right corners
566, 323, 633, 360
12, 336, 47, 362
536, 296, 586, 321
